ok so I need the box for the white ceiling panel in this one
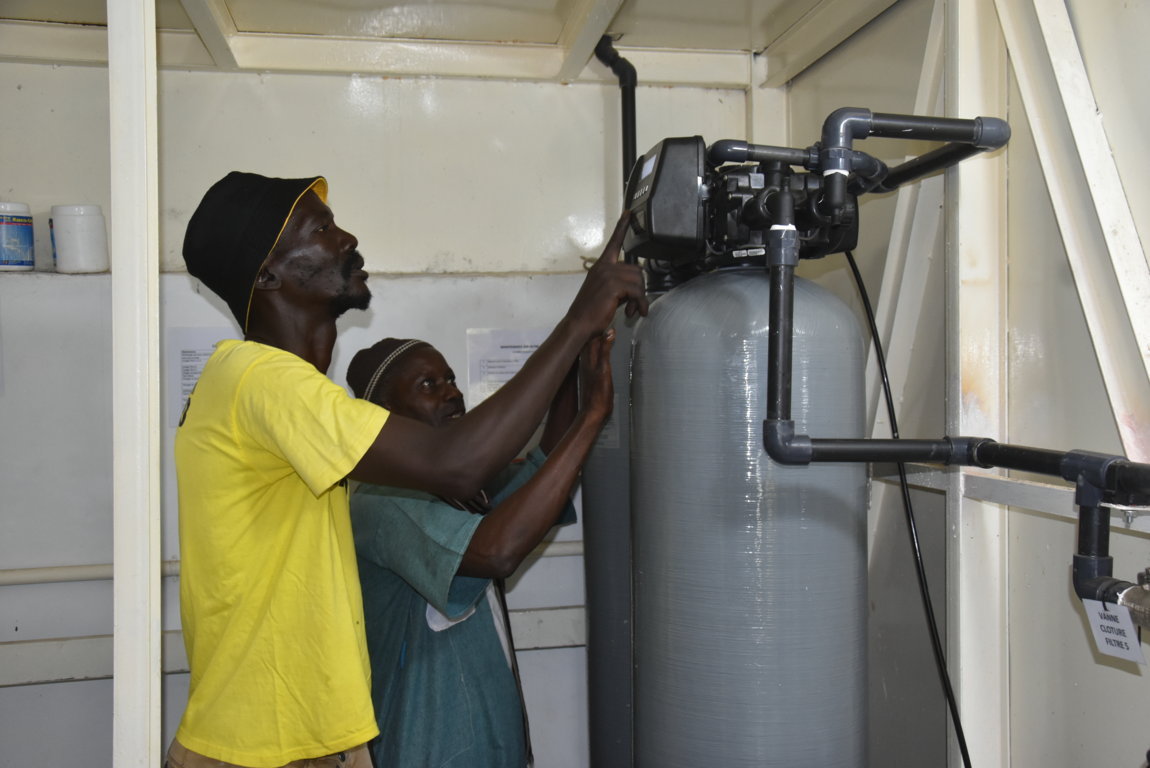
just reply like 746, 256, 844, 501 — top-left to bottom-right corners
1, 0, 824, 49
607, 0, 818, 52
0, 0, 889, 84
226, 0, 572, 43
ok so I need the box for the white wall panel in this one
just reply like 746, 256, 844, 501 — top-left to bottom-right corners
0, 274, 113, 567
157, 69, 743, 273
1006, 78, 1121, 456
0, 679, 113, 765
0, 62, 744, 275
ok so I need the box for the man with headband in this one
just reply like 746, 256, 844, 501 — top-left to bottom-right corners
343, 331, 614, 767
170, 171, 645, 768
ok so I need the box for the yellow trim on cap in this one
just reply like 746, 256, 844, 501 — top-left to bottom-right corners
241, 177, 328, 333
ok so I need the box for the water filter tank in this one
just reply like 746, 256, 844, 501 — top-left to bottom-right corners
581, 308, 639, 768
630, 267, 869, 767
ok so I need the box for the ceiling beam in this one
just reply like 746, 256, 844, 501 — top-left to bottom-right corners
760, 0, 896, 87
0, 20, 750, 87
554, 0, 625, 82
0, 20, 111, 66
0, 21, 215, 68
178, 0, 238, 70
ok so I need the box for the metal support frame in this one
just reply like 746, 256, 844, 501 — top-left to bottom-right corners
760, 0, 898, 87
944, 1, 1010, 766
108, 0, 161, 764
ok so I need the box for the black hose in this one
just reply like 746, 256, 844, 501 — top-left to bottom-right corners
844, 250, 974, 768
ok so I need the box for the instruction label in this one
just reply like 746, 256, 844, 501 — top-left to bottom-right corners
465, 327, 548, 406
1082, 599, 1146, 665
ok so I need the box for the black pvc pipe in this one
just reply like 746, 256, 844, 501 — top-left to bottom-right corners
808, 438, 961, 464
870, 113, 1010, 148
971, 441, 1067, 478
767, 269, 794, 422
594, 36, 637, 188
1108, 460, 1150, 497
873, 143, 985, 193
818, 108, 1010, 220
1077, 505, 1111, 559
708, 139, 812, 167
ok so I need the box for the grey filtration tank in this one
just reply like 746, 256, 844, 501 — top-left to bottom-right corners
581, 307, 640, 768
631, 267, 869, 767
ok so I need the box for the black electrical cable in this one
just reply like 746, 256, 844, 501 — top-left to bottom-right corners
843, 250, 973, 768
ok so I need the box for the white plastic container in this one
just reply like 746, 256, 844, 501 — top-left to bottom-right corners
51, 204, 109, 273
0, 201, 35, 271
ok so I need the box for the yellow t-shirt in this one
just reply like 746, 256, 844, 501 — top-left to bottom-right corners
174, 340, 389, 766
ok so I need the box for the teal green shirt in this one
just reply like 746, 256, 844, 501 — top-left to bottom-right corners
350, 449, 575, 768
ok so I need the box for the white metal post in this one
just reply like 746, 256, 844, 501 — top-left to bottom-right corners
108, 0, 162, 765
944, 0, 1011, 765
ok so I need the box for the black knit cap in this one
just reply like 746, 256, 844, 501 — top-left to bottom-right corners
346, 338, 430, 404
183, 171, 328, 331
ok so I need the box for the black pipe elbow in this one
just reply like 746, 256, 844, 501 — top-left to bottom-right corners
764, 419, 813, 465
1073, 565, 1124, 602
708, 139, 750, 163
822, 107, 874, 149
594, 36, 636, 87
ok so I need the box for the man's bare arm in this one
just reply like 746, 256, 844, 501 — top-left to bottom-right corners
349, 212, 644, 497
459, 330, 614, 578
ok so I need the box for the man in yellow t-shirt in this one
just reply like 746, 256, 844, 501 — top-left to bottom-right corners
169, 171, 646, 768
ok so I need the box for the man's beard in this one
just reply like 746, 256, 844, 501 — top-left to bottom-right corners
330, 287, 371, 318
330, 251, 372, 317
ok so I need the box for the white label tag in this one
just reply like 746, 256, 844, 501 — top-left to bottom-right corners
1082, 599, 1146, 665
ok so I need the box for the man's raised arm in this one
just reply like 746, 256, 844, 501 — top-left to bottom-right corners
350, 211, 646, 497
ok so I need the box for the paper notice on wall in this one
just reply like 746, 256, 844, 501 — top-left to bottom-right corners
167, 327, 237, 427
1082, 599, 1146, 665
466, 327, 549, 406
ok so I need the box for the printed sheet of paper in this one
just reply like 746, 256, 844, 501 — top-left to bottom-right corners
466, 327, 549, 406
167, 327, 237, 427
